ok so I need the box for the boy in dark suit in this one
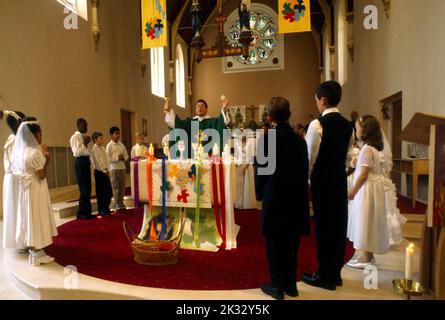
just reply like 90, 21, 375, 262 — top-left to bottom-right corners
256, 97, 310, 300
303, 81, 354, 290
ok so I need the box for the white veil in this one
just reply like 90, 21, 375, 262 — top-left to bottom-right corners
11, 121, 41, 246
380, 128, 393, 174
380, 127, 407, 245
11, 121, 41, 176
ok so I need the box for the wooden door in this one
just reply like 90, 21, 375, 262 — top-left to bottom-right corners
391, 99, 402, 192
120, 110, 133, 173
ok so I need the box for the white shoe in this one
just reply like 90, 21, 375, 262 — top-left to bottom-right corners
347, 258, 375, 269
29, 250, 55, 266
347, 256, 360, 264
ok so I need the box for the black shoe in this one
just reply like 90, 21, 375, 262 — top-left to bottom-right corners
261, 283, 284, 300
336, 277, 343, 287
77, 214, 96, 220
284, 288, 299, 297
302, 273, 336, 291
99, 211, 111, 216
303, 272, 342, 286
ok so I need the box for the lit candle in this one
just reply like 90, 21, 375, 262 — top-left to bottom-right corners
223, 143, 231, 160
198, 143, 204, 157
163, 143, 169, 157
135, 144, 143, 158
212, 143, 220, 157
405, 243, 415, 280
149, 143, 154, 157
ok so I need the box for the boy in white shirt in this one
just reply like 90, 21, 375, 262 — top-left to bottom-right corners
69, 118, 95, 220
106, 127, 129, 210
90, 132, 112, 215
130, 132, 148, 158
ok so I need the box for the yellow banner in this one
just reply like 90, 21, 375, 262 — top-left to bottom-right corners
141, 0, 167, 49
278, 0, 312, 34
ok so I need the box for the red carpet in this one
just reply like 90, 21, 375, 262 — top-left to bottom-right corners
397, 195, 427, 215
46, 210, 354, 290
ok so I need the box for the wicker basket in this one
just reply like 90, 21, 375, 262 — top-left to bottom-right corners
123, 217, 185, 266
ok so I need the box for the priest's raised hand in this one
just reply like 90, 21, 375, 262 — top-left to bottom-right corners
163, 97, 172, 114
164, 97, 231, 158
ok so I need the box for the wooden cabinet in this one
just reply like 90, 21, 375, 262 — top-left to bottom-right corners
392, 159, 429, 208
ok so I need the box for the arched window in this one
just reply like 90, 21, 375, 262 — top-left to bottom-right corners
175, 44, 186, 108
150, 47, 165, 98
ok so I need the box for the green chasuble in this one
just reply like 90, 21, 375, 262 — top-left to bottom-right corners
169, 113, 228, 159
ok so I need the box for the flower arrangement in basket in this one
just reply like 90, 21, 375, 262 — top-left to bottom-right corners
123, 216, 185, 266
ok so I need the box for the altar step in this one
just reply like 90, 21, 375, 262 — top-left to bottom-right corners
401, 214, 424, 242
52, 200, 97, 219
52, 197, 135, 219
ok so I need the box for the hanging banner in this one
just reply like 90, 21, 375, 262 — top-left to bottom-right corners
278, 0, 312, 34
141, 0, 167, 49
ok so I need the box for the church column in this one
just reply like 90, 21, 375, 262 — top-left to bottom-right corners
319, 67, 325, 82
327, 0, 336, 80
329, 45, 336, 80
346, 12, 354, 61
346, 0, 354, 61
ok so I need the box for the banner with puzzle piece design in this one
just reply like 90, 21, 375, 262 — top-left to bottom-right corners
278, 0, 312, 34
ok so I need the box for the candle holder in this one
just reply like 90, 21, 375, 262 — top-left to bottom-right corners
178, 140, 185, 162
392, 279, 424, 300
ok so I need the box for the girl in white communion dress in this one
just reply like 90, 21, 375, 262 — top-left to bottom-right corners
347, 115, 406, 269
11, 120, 58, 266
2, 110, 26, 251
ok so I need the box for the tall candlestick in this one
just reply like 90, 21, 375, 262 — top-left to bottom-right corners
178, 140, 185, 161
163, 143, 169, 157
192, 142, 198, 160
149, 143, 154, 157
405, 243, 415, 280
212, 143, 220, 156
223, 143, 231, 160
135, 144, 143, 158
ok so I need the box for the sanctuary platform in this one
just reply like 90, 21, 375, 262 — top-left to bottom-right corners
2, 209, 426, 300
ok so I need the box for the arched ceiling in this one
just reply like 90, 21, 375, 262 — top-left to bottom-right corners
166, 0, 326, 45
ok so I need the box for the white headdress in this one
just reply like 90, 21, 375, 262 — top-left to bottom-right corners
11, 122, 41, 176
2, 110, 21, 120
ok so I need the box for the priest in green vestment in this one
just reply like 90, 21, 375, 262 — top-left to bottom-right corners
164, 97, 231, 158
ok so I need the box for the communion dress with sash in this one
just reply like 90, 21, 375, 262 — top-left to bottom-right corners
347, 144, 406, 254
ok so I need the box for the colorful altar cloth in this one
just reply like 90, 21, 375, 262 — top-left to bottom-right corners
130, 159, 239, 251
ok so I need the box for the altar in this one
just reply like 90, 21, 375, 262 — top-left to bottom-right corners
130, 158, 239, 251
